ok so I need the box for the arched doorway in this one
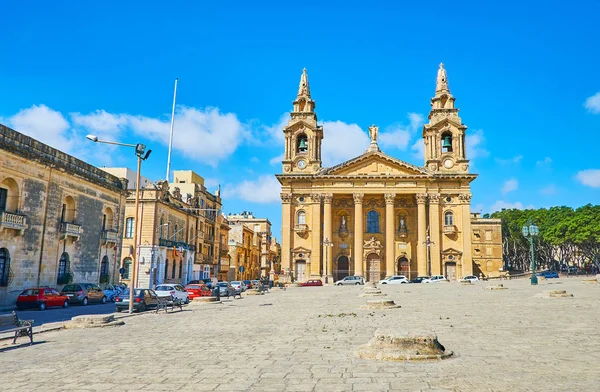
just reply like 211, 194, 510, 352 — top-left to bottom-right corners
366, 253, 381, 282
100, 256, 109, 283
336, 256, 349, 281
57, 252, 71, 285
397, 256, 409, 277
0, 248, 11, 286
445, 262, 457, 281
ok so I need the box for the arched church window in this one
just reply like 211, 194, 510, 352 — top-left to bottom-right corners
366, 210, 380, 233
441, 132, 453, 153
297, 134, 308, 154
444, 211, 454, 226
297, 210, 306, 225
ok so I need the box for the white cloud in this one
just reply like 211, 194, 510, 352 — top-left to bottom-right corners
584, 92, 600, 114
7, 104, 74, 153
224, 175, 281, 204
411, 139, 424, 161
466, 129, 489, 160
263, 113, 289, 143
575, 169, 600, 188
269, 153, 284, 166
379, 113, 425, 151
540, 184, 557, 195
204, 177, 220, 191
536, 157, 552, 166
74, 106, 248, 167
501, 178, 518, 195
495, 155, 523, 165
490, 200, 524, 211
320, 121, 370, 167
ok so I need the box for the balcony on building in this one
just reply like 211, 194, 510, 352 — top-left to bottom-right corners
159, 238, 177, 247
60, 222, 82, 241
443, 225, 458, 235
101, 229, 119, 246
205, 234, 215, 242
0, 210, 27, 235
219, 248, 229, 257
294, 224, 308, 233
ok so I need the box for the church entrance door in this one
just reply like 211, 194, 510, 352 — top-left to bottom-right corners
366, 254, 381, 282
295, 260, 306, 282
397, 257, 409, 277
336, 256, 349, 281
445, 262, 457, 281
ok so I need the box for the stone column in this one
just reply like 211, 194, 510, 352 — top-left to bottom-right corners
281, 193, 293, 278
429, 193, 442, 276
322, 194, 333, 282
384, 193, 396, 277
310, 193, 322, 278
460, 193, 473, 277
416, 194, 428, 276
353, 193, 364, 277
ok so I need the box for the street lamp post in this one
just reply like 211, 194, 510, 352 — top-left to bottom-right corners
422, 228, 434, 277
323, 237, 333, 284
86, 135, 151, 314
522, 218, 539, 285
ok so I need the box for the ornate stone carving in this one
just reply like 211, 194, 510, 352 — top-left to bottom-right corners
363, 236, 383, 257
364, 198, 385, 209
280, 193, 293, 203
172, 187, 182, 201
333, 198, 353, 208
157, 180, 170, 202
322, 193, 333, 204
384, 193, 396, 204
310, 193, 322, 203
428, 193, 441, 204
395, 198, 415, 208
353, 193, 364, 204
458, 193, 472, 204
415, 194, 428, 204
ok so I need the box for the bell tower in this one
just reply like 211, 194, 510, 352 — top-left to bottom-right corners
281, 68, 323, 174
423, 63, 469, 173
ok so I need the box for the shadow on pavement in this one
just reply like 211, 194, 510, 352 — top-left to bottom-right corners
9, 303, 118, 327
0, 340, 47, 352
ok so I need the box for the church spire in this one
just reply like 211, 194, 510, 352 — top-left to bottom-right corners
435, 63, 450, 95
298, 68, 311, 97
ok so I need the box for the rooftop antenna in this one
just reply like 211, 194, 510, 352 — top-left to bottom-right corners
165, 78, 178, 182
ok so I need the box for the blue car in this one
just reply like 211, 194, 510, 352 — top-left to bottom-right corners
537, 271, 559, 278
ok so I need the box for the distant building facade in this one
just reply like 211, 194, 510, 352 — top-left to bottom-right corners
276, 67, 503, 283
102, 169, 228, 287
0, 124, 128, 306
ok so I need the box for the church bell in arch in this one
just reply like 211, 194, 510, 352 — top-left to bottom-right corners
442, 135, 452, 149
298, 138, 308, 152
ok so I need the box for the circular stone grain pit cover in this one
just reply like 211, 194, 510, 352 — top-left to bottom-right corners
357, 330, 453, 361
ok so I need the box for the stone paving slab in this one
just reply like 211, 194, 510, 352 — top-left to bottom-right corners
0, 278, 599, 391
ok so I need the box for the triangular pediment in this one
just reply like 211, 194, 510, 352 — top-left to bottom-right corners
320, 151, 430, 177
291, 246, 311, 254
441, 247, 463, 255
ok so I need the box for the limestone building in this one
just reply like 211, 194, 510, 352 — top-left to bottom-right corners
0, 124, 128, 306
276, 66, 502, 283
101, 169, 228, 287
226, 211, 280, 280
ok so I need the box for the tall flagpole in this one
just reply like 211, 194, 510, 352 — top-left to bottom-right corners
166, 78, 178, 182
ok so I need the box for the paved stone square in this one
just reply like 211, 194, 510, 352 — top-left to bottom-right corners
1, 278, 599, 391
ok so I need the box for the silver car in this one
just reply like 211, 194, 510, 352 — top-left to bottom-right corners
154, 284, 190, 304
334, 276, 365, 286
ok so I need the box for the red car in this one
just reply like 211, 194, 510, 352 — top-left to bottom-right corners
17, 287, 70, 311
185, 284, 212, 300
301, 279, 323, 287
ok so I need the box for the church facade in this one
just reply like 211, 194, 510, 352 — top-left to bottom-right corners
276, 66, 502, 283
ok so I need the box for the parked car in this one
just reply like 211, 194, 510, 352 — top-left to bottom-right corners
243, 280, 252, 289
409, 276, 429, 284
334, 276, 365, 286
115, 288, 159, 312
422, 275, 447, 283
567, 266, 579, 275
251, 279, 261, 289
154, 284, 190, 304
187, 280, 201, 285
460, 275, 479, 283
60, 283, 107, 305
230, 281, 247, 292
201, 278, 217, 289
216, 282, 236, 297
537, 270, 559, 279
185, 284, 212, 300
103, 284, 121, 302
17, 287, 70, 311
301, 279, 323, 287
380, 275, 408, 284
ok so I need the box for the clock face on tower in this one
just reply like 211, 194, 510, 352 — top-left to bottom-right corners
443, 159, 454, 169
297, 159, 307, 169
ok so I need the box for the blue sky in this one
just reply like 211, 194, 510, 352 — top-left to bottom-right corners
2, 1, 600, 241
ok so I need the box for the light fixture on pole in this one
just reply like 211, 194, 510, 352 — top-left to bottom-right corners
522, 218, 539, 285
323, 237, 333, 284
422, 227, 434, 277
86, 135, 151, 314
